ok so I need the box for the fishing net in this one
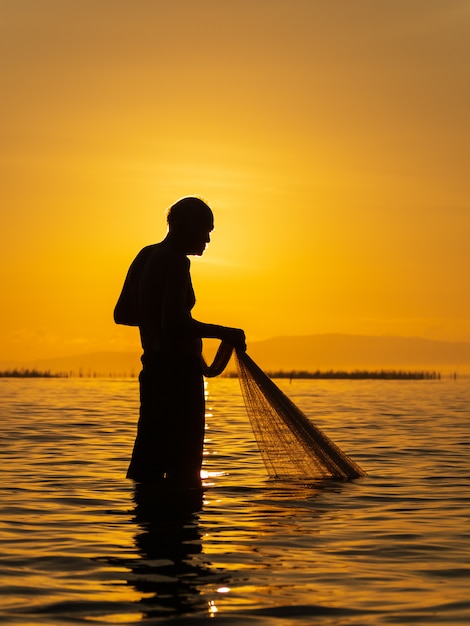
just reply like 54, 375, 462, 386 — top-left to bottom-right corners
202, 342, 365, 481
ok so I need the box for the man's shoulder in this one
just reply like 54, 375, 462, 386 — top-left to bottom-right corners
144, 243, 189, 269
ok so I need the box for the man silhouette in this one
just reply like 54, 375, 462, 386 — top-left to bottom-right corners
115, 197, 245, 488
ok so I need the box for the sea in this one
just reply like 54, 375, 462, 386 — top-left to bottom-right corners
0, 374, 469, 625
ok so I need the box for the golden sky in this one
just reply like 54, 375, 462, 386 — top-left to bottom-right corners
1, 0, 469, 363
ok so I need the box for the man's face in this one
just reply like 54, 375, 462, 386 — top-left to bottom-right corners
186, 219, 214, 256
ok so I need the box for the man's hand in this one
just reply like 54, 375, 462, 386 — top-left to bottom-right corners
223, 327, 246, 352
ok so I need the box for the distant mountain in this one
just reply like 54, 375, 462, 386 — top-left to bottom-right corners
5, 334, 470, 376
246, 334, 470, 374
22, 351, 142, 378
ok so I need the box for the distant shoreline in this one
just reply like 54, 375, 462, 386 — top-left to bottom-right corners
0, 368, 62, 378
224, 369, 443, 380
0, 368, 451, 380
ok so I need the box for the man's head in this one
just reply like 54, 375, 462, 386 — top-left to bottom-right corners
166, 196, 214, 255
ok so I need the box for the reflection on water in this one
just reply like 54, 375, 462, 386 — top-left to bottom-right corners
0, 377, 470, 625
129, 485, 208, 618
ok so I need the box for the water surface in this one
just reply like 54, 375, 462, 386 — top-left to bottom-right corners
1, 376, 469, 624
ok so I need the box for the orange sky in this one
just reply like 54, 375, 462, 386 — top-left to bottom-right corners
1, 0, 469, 363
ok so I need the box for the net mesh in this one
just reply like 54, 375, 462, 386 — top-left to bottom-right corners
203, 343, 365, 481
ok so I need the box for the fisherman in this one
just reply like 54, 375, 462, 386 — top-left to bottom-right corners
114, 196, 245, 489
